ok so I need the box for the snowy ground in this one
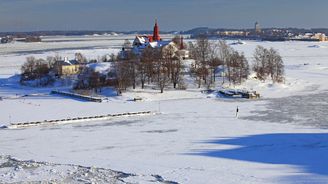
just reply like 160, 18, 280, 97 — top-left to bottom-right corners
0, 155, 178, 183
0, 36, 328, 183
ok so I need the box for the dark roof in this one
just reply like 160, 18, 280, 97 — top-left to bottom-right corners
56, 59, 80, 66
69, 59, 80, 65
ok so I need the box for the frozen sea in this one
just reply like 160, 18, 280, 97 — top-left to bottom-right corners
0, 35, 328, 183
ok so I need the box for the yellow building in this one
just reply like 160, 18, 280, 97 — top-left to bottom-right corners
54, 58, 82, 76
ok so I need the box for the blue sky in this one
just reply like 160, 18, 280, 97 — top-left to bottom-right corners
0, 0, 326, 32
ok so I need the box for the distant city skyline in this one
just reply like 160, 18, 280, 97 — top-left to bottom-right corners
0, 0, 327, 32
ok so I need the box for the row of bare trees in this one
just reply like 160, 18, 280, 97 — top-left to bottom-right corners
189, 36, 250, 88
20, 37, 284, 91
111, 37, 284, 93
253, 46, 284, 83
189, 36, 285, 88
20, 53, 89, 86
114, 44, 185, 93
20, 56, 52, 86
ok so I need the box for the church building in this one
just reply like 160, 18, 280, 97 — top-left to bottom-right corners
130, 20, 189, 59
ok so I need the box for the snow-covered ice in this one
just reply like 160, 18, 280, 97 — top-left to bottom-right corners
0, 36, 328, 183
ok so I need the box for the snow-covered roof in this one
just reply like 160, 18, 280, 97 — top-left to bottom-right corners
148, 42, 158, 48
143, 41, 172, 49
57, 58, 80, 66
134, 36, 149, 45
132, 40, 177, 56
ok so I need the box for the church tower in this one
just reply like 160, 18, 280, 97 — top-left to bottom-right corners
255, 21, 261, 34
153, 19, 161, 41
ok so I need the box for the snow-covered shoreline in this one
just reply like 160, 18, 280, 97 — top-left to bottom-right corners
0, 155, 178, 184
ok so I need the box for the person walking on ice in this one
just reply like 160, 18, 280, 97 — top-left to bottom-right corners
236, 106, 239, 118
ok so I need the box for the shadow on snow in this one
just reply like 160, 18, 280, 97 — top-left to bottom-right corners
190, 133, 328, 176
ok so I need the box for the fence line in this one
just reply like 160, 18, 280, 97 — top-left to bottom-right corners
5, 111, 153, 129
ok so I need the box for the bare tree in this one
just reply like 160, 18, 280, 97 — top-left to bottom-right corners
208, 57, 224, 83
268, 48, 285, 83
154, 48, 170, 93
239, 53, 250, 84
253, 46, 268, 81
75, 53, 87, 64
113, 61, 132, 93
161, 44, 184, 89
121, 49, 138, 89
253, 46, 284, 83
21, 57, 51, 86
140, 47, 156, 85
137, 60, 147, 89
227, 51, 249, 85
171, 57, 184, 89
88, 71, 101, 92
217, 40, 233, 84
189, 35, 212, 87
190, 62, 208, 88
46, 56, 57, 69
74, 67, 105, 92
21, 56, 37, 79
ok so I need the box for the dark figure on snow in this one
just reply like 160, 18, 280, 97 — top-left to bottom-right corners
236, 106, 239, 118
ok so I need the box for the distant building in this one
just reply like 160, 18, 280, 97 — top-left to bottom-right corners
255, 22, 262, 34
176, 36, 190, 59
217, 31, 249, 37
314, 33, 328, 41
0, 36, 13, 44
24, 36, 42, 42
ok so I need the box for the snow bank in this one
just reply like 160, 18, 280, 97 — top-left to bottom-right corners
0, 155, 177, 184
87, 62, 113, 75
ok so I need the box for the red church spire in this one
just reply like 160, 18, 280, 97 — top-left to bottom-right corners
153, 19, 161, 41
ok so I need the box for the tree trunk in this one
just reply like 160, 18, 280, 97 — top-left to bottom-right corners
141, 80, 145, 89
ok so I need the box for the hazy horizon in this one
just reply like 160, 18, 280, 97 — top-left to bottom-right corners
0, 0, 327, 32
